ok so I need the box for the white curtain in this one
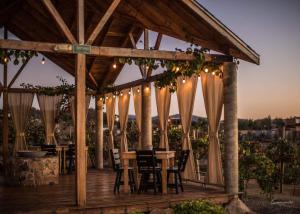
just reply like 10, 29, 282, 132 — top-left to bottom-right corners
37, 95, 62, 145
155, 87, 171, 150
133, 86, 142, 149
8, 93, 34, 152
176, 75, 198, 180
201, 72, 224, 185
106, 93, 116, 151
118, 89, 131, 153
69, 95, 91, 124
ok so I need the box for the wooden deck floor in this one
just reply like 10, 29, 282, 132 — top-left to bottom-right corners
0, 169, 232, 214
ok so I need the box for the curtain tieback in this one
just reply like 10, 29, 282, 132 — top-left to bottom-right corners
17, 132, 26, 137
209, 132, 217, 138
183, 132, 189, 139
47, 133, 55, 137
160, 130, 166, 136
120, 130, 126, 135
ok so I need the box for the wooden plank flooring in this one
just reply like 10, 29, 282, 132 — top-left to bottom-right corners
0, 169, 232, 214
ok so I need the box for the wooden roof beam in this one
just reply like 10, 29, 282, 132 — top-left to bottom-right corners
0, 39, 233, 62
41, 0, 77, 44
86, 0, 122, 45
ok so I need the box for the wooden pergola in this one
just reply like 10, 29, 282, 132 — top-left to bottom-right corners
0, 0, 259, 207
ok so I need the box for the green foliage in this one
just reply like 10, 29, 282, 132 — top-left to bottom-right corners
239, 141, 278, 199
192, 135, 209, 160
0, 49, 37, 65
266, 138, 296, 164
173, 200, 227, 214
255, 155, 278, 199
118, 45, 222, 92
168, 127, 183, 151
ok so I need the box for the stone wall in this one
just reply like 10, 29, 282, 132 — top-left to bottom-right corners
12, 156, 59, 186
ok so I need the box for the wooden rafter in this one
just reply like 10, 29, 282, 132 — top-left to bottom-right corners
41, 0, 77, 44
86, 0, 122, 45
0, 39, 233, 62
8, 57, 30, 88
154, 33, 163, 50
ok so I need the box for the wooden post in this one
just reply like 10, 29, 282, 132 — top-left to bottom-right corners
2, 28, 9, 175
95, 96, 104, 169
141, 29, 152, 150
223, 62, 239, 195
75, 0, 86, 207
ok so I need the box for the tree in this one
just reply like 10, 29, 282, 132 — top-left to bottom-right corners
266, 138, 296, 193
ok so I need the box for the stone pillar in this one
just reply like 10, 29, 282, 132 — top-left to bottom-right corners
141, 82, 152, 149
223, 62, 239, 195
141, 29, 152, 150
95, 96, 104, 169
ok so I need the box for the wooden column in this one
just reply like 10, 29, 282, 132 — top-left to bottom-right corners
95, 96, 104, 169
75, 0, 86, 207
2, 28, 9, 175
223, 62, 239, 195
141, 29, 152, 150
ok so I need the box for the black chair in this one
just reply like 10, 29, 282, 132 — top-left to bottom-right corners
136, 150, 162, 194
167, 150, 190, 194
110, 149, 135, 194
66, 144, 75, 174
41, 144, 57, 156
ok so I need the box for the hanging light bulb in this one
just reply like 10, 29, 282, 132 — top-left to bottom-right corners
112, 63, 117, 69
204, 68, 209, 73
146, 65, 149, 70
113, 94, 116, 98
198, 75, 201, 80
212, 71, 216, 75
120, 92, 123, 96
128, 90, 131, 95
106, 96, 108, 100
137, 88, 140, 93
41, 57, 45, 65
176, 66, 180, 72
182, 78, 186, 84
3, 56, 8, 63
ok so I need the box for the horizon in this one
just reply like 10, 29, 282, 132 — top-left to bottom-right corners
1, 0, 300, 119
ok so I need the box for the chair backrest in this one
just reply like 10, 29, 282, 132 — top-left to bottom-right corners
67, 144, 75, 158
136, 150, 157, 174
41, 144, 57, 156
178, 150, 190, 172
110, 149, 121, 171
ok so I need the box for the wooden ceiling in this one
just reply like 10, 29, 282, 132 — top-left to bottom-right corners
0, 0, 259, 89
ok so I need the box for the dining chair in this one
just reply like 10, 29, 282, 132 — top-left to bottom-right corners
66, 144, 75, 174
110, 149, 135, 194
136, 150, 162, 194
167, 150, 190, 194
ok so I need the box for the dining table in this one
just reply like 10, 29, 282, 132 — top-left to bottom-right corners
121, 150, 176, 194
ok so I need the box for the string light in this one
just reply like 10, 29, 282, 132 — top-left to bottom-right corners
198, 75, 201, 80
100, 97, 103, 101
146, 65, 149, 70
41, 57, 45, 65
204, 68, 209, 73
120, 92, 123, 96
3, 56, 8, 63
176, 67, 180, 72
212, 71, 216, 75
106, 96, 108, 100
112, 63, 117, 69
182, 77, 186, 84
113, 94, 116, 98
128, 90, 131, 95
137, 88, 140, 93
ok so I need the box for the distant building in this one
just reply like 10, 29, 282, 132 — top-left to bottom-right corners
284, 117, 300, 141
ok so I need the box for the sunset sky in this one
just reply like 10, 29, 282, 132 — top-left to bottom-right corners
1, 0, 300, 119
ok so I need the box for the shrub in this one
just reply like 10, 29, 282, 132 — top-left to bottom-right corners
173, 200, 227, 214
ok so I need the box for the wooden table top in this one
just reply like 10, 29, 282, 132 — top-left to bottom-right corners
121, 150, 176, 160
